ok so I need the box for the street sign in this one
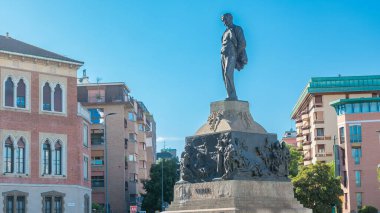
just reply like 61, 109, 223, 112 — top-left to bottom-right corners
130, 205, 137, 213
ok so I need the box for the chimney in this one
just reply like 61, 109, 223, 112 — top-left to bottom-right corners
5, 32, 9, 38
81, 69, 90, 83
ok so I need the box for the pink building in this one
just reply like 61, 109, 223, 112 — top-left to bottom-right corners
281, 128, 297, 147
0, 35, 91, 212
331, 97, 380, 212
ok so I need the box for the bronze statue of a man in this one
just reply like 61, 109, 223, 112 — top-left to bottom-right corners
221, 13, 248, 101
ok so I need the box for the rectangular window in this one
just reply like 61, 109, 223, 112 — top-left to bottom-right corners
54, 197, 62, 213
343, 171, 347, 187
339, 127, 345, 144
350, 125, 362, 143
352, 148, 362, 165
315, 95, 323, 104
316, 128, 324, 137
83, 156, 88, 180
128, 154, 136, 162
344, 193, 348, 209
83, 124, 88, 147
138, 124, 144, 131
355, 170, 361, 187
6, 196, 13, 213
356, 192, 362, 210
44, 197, 52, 213
129, 133, 136, 142
129, 173, 138, 182
314, 111, 324, 121
128, 112, 136, 121
91, 176, 104, 187
91, 156, 104, 165
16, 196, 25, 213
88, 108, 104, 124
317, 144, 325, 153
91, 129, 104, 145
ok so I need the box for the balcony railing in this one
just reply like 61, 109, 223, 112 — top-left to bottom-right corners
315, 152, 333, 157
315, 136, 332, 140
303, 141, 311, 145
303, 156, 312, 161
313, 120, 324, 124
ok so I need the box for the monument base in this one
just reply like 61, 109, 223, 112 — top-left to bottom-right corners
164, 180, 311, 213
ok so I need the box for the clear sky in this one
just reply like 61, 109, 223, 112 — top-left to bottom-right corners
1, 0, 380, 155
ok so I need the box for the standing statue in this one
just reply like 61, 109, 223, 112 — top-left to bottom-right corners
221, 13, 248, 101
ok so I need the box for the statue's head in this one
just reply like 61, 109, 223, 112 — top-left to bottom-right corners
221, 13, 233, 27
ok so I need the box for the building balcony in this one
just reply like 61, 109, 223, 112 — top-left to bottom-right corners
303, 140, 311, 145
301, 125, 310, 130
315, 152, 333, 157
303, 144, 311, 151
301, 113, 309, 121
302, 128, 310, 135
77, 103, 91, 122
303, 156, 312, 161
313, 120, 324, 124
128, 181, 138, 194
314, 136, 332, 141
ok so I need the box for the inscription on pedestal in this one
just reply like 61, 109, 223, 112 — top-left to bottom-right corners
195, 188, 211, 194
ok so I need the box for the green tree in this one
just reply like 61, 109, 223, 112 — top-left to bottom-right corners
141, 158, 179, 213
288, 145, 303, 177
359, 206, 378, 213
292, 163, 343, 213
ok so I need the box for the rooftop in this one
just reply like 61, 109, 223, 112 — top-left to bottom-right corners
77, 82, 130, 93
330, 97, 380, 106
0, 34, 83, 65
291, 75, 380, 118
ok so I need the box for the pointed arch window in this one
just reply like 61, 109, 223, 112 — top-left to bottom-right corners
43, 141, 51, 175
5, 77, 14, 107
54, 84, 62, 112
43, 83, 51, 111
16, 79, 26, 108
54, 141, 62, 175
16, 138, 25, 174
4, 137, 14, 173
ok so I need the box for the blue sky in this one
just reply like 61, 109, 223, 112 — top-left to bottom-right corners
1, 1, 380, 155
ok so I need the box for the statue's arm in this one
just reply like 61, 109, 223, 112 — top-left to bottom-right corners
236, 26, 246, 53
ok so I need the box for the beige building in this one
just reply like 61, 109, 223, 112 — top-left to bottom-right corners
77, 75, 156, 212
291, 75, 380, 165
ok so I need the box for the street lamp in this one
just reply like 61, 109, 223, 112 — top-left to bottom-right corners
104, 112, 116, 213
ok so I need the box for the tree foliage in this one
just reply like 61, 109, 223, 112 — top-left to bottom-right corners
359, 206, 378, 213
141, 159, 179, 213
288, 145, 303, 177
292, 163, 343, 213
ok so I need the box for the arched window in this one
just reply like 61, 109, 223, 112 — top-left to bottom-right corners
4, 137, 14, 173
43, 141, 51, 175
17, 79, 26, 108
16, 138, 25, 173
43, 83, 51, 111
54, 84, 62, 112
5, 77, 14, 107
54, 141, 62, 175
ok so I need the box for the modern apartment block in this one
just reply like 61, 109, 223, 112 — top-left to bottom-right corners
0, 35, 91, 212
291, 75, 380, 166
77, 78, 156, 212
330, 98, 380, 212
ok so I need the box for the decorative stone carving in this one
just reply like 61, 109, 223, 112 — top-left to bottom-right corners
179, 131, 290, 183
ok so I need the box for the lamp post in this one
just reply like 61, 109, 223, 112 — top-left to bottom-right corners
161, 141, 166, 211
104, 112, 116, 213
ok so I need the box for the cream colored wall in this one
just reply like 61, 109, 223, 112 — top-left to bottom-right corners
0, 53, 78, 78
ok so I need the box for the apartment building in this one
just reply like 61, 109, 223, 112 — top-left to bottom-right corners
330, 98, 380, 212
77, 79, 156, 212
0, 35, 91, 212
291, 75, 380, 165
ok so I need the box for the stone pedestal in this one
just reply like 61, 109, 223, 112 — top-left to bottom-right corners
165, 180, 312, 213
168, 100, 311, 213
